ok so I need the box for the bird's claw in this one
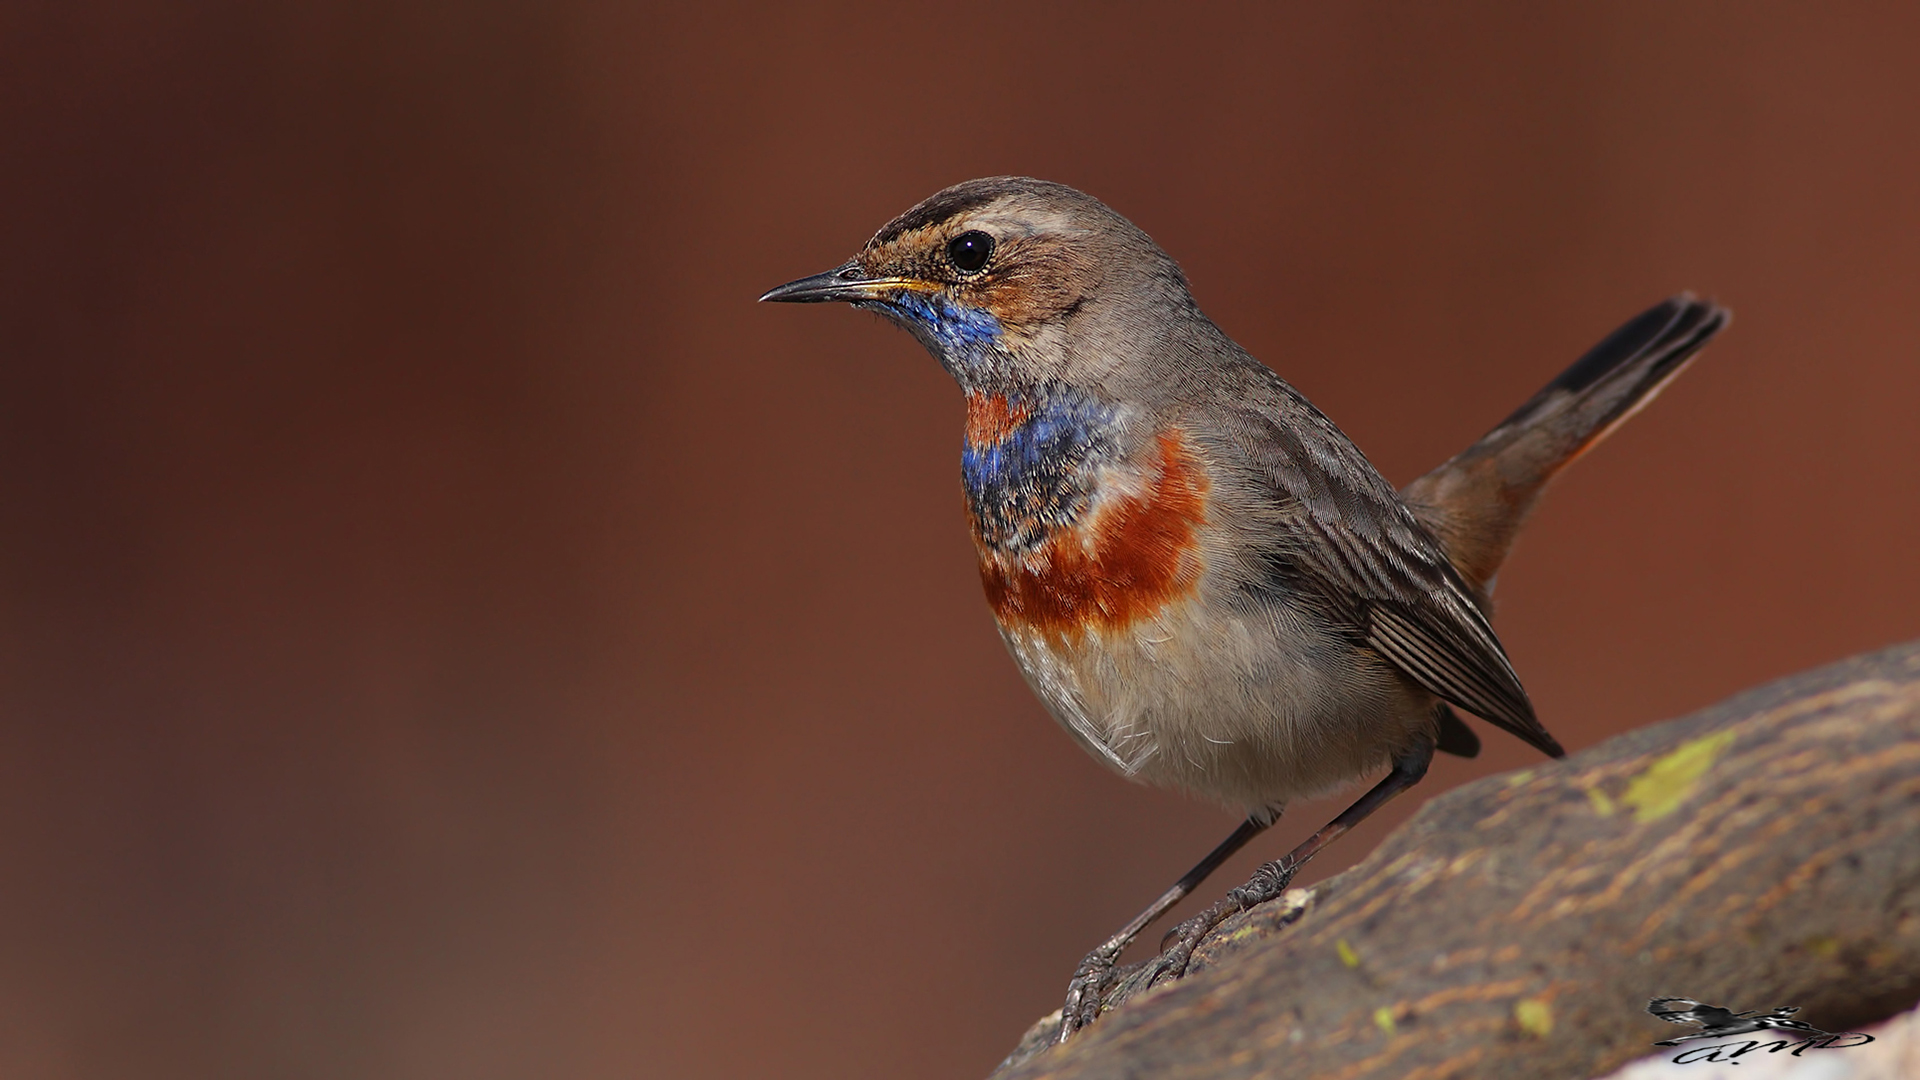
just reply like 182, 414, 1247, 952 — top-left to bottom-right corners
1056, 856, 1305, 1042
1144, 907, 1224, 990
1148, 855, 1301, 990
1057, 945, 1123, 1042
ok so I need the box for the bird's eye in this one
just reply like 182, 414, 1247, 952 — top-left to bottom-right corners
946, 231, 994, 274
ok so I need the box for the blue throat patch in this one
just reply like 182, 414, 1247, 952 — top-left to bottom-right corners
962, 387, 1119, 552
887, 292, 1004, 350
869, 291, 1122, 550
873, 292, 1010, 386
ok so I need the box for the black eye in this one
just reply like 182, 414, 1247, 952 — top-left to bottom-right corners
946, 230, 994, 273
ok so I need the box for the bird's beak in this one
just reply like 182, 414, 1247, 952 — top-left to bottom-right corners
759, 261, 926, 304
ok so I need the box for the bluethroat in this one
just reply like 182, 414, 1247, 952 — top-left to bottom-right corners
762, 177, 1727, 1040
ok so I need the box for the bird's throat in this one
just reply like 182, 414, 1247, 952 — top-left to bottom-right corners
961, 387, 1116, 553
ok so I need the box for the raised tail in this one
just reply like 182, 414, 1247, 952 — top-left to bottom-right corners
1402, 296, 1730, 601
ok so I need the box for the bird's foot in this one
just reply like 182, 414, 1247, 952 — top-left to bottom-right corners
1055, 856, 1303, 1043
1146, 855, 1300, 990
1057, 940, 1127, 1043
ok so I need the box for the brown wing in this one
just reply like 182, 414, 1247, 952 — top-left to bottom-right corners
1212, 391, 1564, 759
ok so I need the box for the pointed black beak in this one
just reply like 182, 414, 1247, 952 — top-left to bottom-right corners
759, 261, 899, 304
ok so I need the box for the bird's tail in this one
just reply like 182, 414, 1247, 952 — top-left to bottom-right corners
1402, 296, 1730, 601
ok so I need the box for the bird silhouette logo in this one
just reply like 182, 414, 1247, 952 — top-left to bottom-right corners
1647, 998, 1831, 1046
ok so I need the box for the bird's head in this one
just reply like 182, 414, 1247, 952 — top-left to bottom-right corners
761, 177, 1197, 392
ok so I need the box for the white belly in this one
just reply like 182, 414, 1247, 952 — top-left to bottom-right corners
998, 594, 1434, 814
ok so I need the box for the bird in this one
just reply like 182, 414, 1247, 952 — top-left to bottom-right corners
760, 176, 1728, 1041
1647, 998, 1830, 1045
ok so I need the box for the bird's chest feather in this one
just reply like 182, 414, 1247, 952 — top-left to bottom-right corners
962, 389, 1210, 640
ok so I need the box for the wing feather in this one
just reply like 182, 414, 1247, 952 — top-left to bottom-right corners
1212, 385, 1566, 759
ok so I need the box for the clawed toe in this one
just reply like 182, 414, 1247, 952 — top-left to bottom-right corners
1057, 856, 1308, 1041
1146, 908, 1221, 989
1149, 857, 1300, 989
1057, 948, 1122, 1042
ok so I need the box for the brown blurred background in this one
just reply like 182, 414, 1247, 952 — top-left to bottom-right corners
2, 3, 1917, 1078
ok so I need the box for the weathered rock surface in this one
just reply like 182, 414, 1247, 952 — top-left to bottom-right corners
996, 641, 1920, 1080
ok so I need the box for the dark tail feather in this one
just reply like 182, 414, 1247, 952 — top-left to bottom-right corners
1488, 296, 1729, 469
1403, 296, 1731, 600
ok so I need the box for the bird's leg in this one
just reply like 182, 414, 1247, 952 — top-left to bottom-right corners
1145, 733, 1437, 991
1057, 816, 1270, 1042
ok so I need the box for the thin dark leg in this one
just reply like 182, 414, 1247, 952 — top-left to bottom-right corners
1143, 733, 1437, 995
1056, 815, 1271, 1042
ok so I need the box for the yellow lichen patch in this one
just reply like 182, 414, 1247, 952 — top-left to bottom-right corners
1622, 730, 1736, 822
1514, 998, 1554, 1037
1805, 936, 1841, 959
1585, 786, 1617, 817
1208, 920, 1263, 948
1373, 1006, 1398, 1037
1337, 938, 1361, 968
